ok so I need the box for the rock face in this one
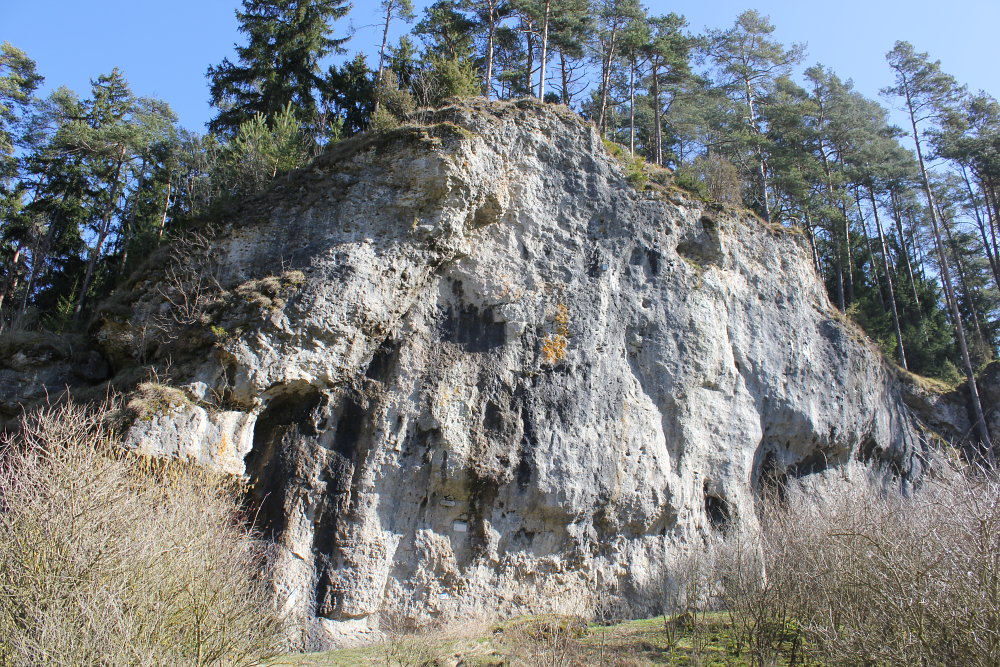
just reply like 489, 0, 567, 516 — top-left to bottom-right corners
98, 100, 937, 648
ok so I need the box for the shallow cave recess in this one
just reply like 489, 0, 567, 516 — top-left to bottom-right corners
243, 386, 325, 540
703, 480, 732, 531
242, 384, 372, 540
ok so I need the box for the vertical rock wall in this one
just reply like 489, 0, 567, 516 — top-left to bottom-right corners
94, 100, 938, 648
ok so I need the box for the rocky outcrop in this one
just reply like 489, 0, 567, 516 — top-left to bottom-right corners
0, 331, 109, 424
75, 100, 950, 648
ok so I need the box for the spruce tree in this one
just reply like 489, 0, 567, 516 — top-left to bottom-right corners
207, 0, 351, 138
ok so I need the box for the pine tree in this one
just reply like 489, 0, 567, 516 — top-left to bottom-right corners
207, 0, 351, 138
706, 10, 804, 222
463, 0, 512, 98
547, 0, 590, 104
885, 41, 993, 453
643, 13, 691, 166
0, 43, 43, 314
64, 70, 178, 318
7, 87, 90, 319
374, 0, 415, 116
592, 0, 643, 134
413, 0, 476, 61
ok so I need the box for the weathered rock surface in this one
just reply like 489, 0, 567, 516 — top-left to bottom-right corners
81, 100, 949, 648
0, 332, 109, 423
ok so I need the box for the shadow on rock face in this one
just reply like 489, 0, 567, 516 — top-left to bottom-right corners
245, 386, 324, 539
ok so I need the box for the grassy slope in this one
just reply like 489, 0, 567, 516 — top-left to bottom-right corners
272, 613, 817, 666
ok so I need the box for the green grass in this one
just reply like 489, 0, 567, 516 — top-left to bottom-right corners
272, 612, 819, 666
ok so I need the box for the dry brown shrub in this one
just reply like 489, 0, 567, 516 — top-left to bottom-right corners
376, 608, 439, 666
0, 400, 285, 666
711, 472, 1000, 667
495, 615, 588, 667
759, 476, 1000, 666
126, 381, 192, 420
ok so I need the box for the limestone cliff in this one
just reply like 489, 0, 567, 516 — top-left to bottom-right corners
11, 100, 958, 648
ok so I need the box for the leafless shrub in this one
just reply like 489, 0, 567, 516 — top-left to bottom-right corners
708, 471, 1000, 666
0, 400, 285, 666
661, 547, 716, 656
688, 152, 743, 204
715, 523, 801, 667
495, 615, 588, 667
149, 229, 225, 349
376, 608, 439, 667
756, 475, 1000, 666
592, 591, 629, 664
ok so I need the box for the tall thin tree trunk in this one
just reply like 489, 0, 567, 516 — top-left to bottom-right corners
75, 143, 127, 320
558, 49, 570, 104
374, 1, 394, 118
597, 25, 619, 134
537, 0, 551, 99
819, 152, 845, 310
982, 179, 1000, 290
903, 86, 992, 452
485, 18, 496, 98
0, 244, 23, 315
941, 207, 988, 350
890, 189, 921, 308
628, 56, 635, 155
855, 191, 885, 310
868, 185, 908, 369
524, 25, 535, 97
744, 80, 771, 222
157, 175, 172, 242
651, 60, 662, 165
804, 209, 821, 276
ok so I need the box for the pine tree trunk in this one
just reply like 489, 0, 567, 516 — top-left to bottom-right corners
158, 175, 172, 242
559, 49, 570, 103
804, 209, 821, 276
628, 57, 635, 156
868, 185, 908, 369
485, 17, 496, 98
856, 194, 885, 310
524, 25, 535, 97
941, 208, 988, 349
651, 60, 662, 166
597, 25, 618, 134
0, 244, 22, 316
374, 2, 394, 118
889, 189, 922, 308
904, 88, 993, 453
744, 80, 771, 222
538, 0, 551, 99
978, 175, 1000, 293
820, 152, 846, 310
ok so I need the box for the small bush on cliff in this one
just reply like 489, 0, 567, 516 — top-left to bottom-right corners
0, 401, 285, 666
603, 139, 650, 190
126, 381, 192, 420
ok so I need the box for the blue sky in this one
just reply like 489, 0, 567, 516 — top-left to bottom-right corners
5, 0, 998, 132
